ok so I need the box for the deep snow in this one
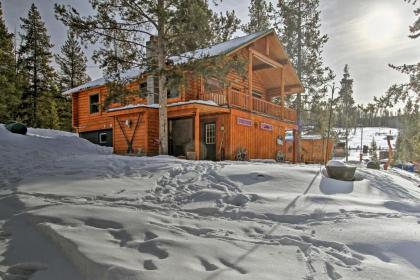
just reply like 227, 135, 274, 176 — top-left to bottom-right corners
0, 124, 420, 280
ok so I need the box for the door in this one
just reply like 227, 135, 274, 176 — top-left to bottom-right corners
168, 118, 193, 157
202, 122, 216, 161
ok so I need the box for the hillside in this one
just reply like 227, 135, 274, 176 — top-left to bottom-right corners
1, 125, 420, 280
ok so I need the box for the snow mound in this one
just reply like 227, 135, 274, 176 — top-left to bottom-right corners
1, 126, 420, 280
327, 160, 347, 167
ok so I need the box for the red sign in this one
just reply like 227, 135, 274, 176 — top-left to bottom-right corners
237, 117, 252, 126
260, 123, 273, 131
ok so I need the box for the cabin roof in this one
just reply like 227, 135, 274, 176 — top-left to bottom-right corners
63, 29, 303, 95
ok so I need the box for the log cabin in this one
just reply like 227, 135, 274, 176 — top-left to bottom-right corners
64, 29, 305, 161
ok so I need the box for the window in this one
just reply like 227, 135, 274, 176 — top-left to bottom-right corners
205, 123, 216, 144
139, 82, 147, 98
89, 94, 100, 114
205, 78, 224, 92
99, 132, 108, 144
167, 84, 179, 98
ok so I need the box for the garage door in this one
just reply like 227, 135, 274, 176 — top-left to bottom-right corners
79, 129, 113, 147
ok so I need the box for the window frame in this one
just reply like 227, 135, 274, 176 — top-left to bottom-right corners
139, 81, 148, 98
205, 123, 216, 145
89, 93, 100, 114
99, 132, 108, 144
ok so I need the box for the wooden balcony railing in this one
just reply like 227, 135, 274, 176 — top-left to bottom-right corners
199, 88, 297, 122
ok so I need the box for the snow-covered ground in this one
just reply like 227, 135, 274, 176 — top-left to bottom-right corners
1, 124, 420, 280
335, 127, 399, 162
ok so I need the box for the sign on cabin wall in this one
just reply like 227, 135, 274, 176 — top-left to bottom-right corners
237, 117, 252, 127
260, 123, 273, 131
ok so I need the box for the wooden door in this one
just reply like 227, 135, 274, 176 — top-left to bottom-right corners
202, 122, 216, 161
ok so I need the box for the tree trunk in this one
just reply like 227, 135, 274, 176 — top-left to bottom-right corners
157, 4, 168, 155
295, 0, 302, 162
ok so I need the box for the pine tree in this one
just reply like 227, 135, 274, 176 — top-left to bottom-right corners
370, 137, 378, 161
0, 2, 20, 123
210, 11, 241, 44
242, 0, 273, 34
55, 30, 90, 131
55, 30, 90, 91
337, 65, 356, 162
379, 0, 420, 162
273, 0, 334, 160
394, 100, 420, 162
55, 0, 242, 154
18, 4, 59, 128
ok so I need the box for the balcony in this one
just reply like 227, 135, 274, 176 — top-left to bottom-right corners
199, 88, 297, 122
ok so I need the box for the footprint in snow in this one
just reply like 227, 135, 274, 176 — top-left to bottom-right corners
198, 257, 218, 271
218, 258, 247, 274
138, 231, 169, 259
143, 260, 158, 270
0, 262, 47, 280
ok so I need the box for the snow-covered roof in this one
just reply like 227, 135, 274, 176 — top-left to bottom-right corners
172, 29, 271, 64
63, 30, 273, 96
62, 67, 143, 95
108, 100, 219, 112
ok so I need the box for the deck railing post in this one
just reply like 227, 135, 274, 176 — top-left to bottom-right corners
248, 48, 253, 112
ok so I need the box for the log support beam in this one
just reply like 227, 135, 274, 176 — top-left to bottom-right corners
249, 48, 253, 111
194, 109, 200, 160
280, 67, 285, 120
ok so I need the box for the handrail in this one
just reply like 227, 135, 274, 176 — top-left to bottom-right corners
200, 88, 296, 122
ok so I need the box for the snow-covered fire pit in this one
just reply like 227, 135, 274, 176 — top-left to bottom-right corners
326, 160, 357, 181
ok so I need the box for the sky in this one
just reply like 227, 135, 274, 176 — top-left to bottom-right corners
2, 0, 419, 104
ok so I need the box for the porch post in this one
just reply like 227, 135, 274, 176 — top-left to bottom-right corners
248, 48, 253, 112
194, 109, 200, 160
292, 129, 298, 163
280, 67, 285, 120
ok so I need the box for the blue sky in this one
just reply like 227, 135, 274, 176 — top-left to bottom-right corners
2, 0, 419, 104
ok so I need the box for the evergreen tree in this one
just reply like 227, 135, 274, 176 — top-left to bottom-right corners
242, 0, 273, 34
370, 137, 378, 161
394, 100, 420, 162
337, 65, 356, 161
379, 0, 420, 162
18, 4, 59, 128
55, 0, 242, 154
55, 30, 90, 91
55, 30, 90, 131
0, 2, 20, 123
210, 11, 241, 44
273, 0, 334, 160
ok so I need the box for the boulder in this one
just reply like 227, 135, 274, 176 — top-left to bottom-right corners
5, 121, 27, 135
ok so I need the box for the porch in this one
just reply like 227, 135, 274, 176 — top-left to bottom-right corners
199, 87, 297, 122
198, 40, 301, 123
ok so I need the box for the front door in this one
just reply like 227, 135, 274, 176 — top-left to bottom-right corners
202, 122, 216, 161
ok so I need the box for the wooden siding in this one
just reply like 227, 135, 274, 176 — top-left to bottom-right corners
227, 109, 295, 160
112, 108, 159, 155
74, 87, 113, 133
285, 138, 335, 163
70, 34, 303, 160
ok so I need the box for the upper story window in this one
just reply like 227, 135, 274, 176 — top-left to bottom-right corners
167, 84, 179, 99
140, 76, 179, 100
89, 94, 100, 114
139, 82, 147, 98
205, 78, 224, 93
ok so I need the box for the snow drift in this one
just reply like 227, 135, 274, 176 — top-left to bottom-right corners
1, 125, 420, 280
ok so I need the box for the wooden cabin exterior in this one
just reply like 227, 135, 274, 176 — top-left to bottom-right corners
65, 30, 306, 161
